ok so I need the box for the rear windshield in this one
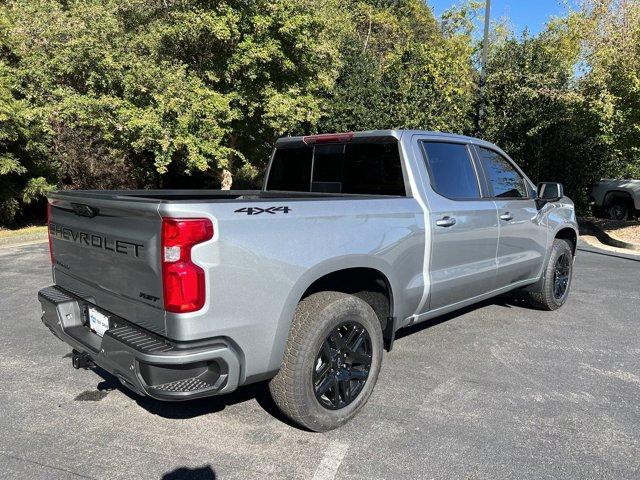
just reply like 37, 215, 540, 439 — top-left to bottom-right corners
265, 140, 405, 196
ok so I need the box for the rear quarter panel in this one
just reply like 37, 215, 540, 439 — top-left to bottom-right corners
159, 197, 425, 382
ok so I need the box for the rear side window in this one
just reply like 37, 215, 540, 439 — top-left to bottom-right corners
477, 147, 528, 198
421, 142, 480, 199
266, 141, 405, 196
264, 146, 312, 192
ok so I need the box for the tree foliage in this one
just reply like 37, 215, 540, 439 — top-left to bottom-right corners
318, 0, 476, 134
480, 0, 640, 210
0, 0, 639, 226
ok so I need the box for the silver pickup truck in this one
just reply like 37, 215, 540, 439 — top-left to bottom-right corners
590, 179, 640, 220
39, 130, 578, 431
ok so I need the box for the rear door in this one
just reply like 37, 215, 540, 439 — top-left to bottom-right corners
48, 193, 166, 335
419, 141, 499, 311
473, 146, 547, 287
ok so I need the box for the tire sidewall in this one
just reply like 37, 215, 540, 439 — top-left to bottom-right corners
544, 239, 573, 308
608, 202, 629, 221
297, 295, 383, 431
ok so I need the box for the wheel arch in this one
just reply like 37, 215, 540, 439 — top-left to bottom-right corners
267, 257, 398, 373
555, 226, 578, 256
603, 189, 634, 207
522, 224, 578, 297
301, 267, 394, 332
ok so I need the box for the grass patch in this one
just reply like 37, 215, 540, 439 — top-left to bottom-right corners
0, 225, 48, 242
0, 225, 47, 238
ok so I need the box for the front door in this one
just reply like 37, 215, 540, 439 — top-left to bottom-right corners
473, 146, 547, 287
419, 141, 499, 311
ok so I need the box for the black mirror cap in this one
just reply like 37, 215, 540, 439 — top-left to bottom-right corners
537, 182, 564, 202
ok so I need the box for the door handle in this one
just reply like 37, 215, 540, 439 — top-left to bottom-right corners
500, 212, 513, 221
436, 216, 456, 227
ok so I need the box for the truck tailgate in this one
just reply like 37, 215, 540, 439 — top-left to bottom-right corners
48, 193, 166, 335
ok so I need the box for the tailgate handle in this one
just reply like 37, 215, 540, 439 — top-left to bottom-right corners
71, 203, 99, 218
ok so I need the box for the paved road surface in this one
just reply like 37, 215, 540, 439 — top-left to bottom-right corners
0, 242, 638, 479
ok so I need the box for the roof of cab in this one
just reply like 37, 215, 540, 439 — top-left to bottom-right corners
275, 130, 497, 149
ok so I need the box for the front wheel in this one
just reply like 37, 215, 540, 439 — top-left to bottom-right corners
524, 238, 574, 310
269, 291, 383, 432
607, 201, 630, 221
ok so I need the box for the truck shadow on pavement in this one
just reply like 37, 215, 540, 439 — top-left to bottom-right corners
162, 465, 216, 479
395, 293, 529, 341
91, 365, 299, 427
87, 292, 533, 426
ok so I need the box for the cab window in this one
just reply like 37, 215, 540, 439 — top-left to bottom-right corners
477, 147, 528, 198
266, 141, 405, 196
421, 142, 481, 200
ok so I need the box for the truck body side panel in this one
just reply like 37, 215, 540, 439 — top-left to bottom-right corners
160, 197, 425, 381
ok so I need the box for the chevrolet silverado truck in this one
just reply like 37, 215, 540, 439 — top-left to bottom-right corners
39, 130, 578, 431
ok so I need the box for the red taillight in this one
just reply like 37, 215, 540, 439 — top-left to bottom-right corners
302, 132, 354, 144
161, 218, 214, 313
47, 201, 54, 265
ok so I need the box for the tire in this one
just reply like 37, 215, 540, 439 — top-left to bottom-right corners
607, 200, 630, 221
269, 291, 384, 432
524, 238, 574, 310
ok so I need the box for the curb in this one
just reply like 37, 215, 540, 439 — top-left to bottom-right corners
577, 219, 640, 252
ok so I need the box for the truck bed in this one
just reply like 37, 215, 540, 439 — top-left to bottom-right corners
50, 189, 377, 203
47, 187, 403, 338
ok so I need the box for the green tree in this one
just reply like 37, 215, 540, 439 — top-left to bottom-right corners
0, 9, 53, 226
480, 0, 640, 212
480, 22, 588, 203
319, 0, 476, 134
1, 0, 343, 215
575, 0, 640, 179
1, 0, 640, 226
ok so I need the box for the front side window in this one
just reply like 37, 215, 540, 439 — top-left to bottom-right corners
421, 141, 480, 199
477, 147, 528, 198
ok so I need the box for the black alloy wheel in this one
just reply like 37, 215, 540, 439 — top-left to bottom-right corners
269, 291, 384, 431
553, 253, 571, 300
608, 202, 630, 221
313, 321, 372, 410
522, 237, 573, 311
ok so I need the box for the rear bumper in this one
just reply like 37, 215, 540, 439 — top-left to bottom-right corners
38, 285, 242, 401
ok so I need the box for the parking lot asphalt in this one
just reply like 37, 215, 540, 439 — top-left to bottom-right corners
0, 241, 638, 480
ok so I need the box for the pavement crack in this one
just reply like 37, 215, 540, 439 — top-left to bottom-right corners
0, 451, 97, 479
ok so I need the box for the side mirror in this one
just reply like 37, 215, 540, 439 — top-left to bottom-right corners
537, 182, 564, 203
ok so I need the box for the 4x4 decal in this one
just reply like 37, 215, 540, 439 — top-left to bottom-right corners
234, 206, 291, 215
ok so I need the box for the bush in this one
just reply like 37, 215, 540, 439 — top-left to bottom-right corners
0, 0, 638, 225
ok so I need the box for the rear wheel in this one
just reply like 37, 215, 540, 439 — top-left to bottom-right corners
524, 238, 574, 310
269, 291, 383, 432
